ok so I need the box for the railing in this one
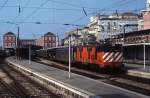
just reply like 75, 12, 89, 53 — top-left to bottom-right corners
113, 34, 150, 44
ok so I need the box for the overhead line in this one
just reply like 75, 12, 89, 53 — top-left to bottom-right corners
9, 0, 50, 32
0, 0, 8, 11
19, 0, 50, 23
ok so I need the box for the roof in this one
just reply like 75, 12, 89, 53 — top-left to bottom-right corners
125, 29, 150, 37
44, 32, 56, 36
4, 32, 16, 36
20, 39, 36, 41
116, 29, 150, 38
121, 12, 139, 16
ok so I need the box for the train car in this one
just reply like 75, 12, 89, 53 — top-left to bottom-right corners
46, 46, 73, 62
37, 44, 123, 70
0, 49, 5, 60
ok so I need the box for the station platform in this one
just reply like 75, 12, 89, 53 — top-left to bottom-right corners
6, 57, 149, 98
125, 63, 150, 79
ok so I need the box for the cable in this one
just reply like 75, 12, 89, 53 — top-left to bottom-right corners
9, 0, 50, 32
48, 0, 81, 8
18, 0, 50, 23
0, 0, 8, 11
21, 0, 31, 12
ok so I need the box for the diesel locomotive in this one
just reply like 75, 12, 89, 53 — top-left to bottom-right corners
37, 44, 123, 70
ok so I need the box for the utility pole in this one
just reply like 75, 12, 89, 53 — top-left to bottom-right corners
76, 28, 78, 46
16, 2, 21, 60
68, 35, 71, 79
16, 26, 19, 59
29, 45, 31, 64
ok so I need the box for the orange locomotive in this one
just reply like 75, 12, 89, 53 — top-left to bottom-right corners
74, 44, 123, 69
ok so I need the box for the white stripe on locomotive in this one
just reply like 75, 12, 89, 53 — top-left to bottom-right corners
115, 53, 123, 62
104, 52, 114, 62
102, 52, 109, 59
108, 52, 120, 62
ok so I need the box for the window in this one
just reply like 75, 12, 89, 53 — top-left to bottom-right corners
45, 37, 48, 40
49, 37, 51, 40
48, 43, 51, 47
45, 43, 47, 46
5, 43, 7, 46
9, 43, 11, 46
101, 26, 105, 32
9, 36, 11, 40
107, 22, 111, 30
53, 43, 55, 47
53, 37, 56, 41
113, 22, 116, 26
5, 37, 7, 40
13, 37, 16, 41
13, 43, 15, 46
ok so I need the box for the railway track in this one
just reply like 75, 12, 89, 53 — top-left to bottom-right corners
35, 58, 150, 96
0, 61, 60, 98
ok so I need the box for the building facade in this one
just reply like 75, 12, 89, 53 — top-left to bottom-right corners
20, 39, 36, 46
36, 32, 56, 49
144, 0, 150, 29
62, 34, 96, 46
144, 12, 150, 29
3, 32, 16, 49
88, 12, 140, 41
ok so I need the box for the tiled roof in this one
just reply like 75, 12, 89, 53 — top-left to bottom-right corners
4, 32, 16, 36
44, 32, 56, 36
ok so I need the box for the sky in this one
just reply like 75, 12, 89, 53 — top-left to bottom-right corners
0, 0, 147, 45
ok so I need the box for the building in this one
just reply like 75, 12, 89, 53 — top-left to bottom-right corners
3, 32, 16, 49
62, 26, 97, 46
62, 33, 97, 46
63, 12, 140, 45
20, 39, 36, 46
3, 32, 36, 48
144, 12, 150, 29
88, 12, 140, 41
138, 18, 144, 30
144, 0, 150, 29
3, 31, 57, 49
36, 32, 56, 49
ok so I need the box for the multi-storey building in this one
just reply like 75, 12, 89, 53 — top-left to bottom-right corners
62, 33, 96, 46
144, 0, 150, 29
63, 12, 140, 45
3, 32, 16, 49
88, 12, 140, 41
3, 31, 57, 49
36, 32, 56, 49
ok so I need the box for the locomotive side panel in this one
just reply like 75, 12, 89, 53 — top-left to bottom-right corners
89, 47, 96, 64
100, 45, 123, 68
82, 47, 89, 64
74, 47, 82, 62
